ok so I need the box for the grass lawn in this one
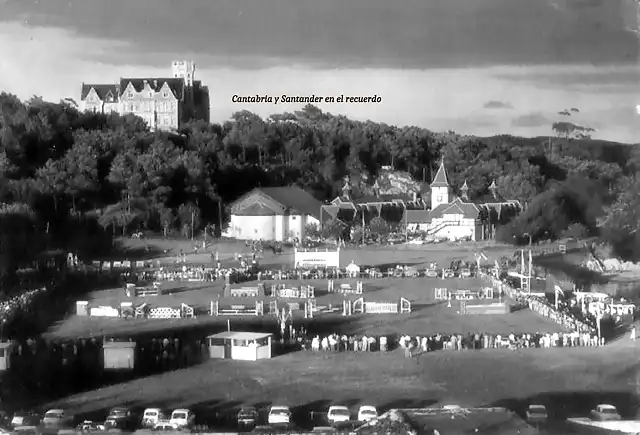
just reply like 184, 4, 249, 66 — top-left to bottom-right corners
44, 346, 640, 427
47, 277, 565, 339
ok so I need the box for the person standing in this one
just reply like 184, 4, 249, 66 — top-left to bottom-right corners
631, 325, 636, 342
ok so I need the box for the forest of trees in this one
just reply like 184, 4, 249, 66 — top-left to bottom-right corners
0, 92, 638, 285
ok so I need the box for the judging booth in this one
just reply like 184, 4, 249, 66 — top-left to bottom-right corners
103, 341, 136, 370
207, 332, 273, 361
294, 248, 340, 269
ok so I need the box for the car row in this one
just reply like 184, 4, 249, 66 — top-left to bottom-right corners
4, 403, 621, 432
524, 403, 621, 423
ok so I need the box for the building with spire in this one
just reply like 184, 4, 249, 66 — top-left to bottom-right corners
405, 161, 522, 241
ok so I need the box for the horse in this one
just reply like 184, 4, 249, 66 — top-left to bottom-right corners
270, 244, 283, 255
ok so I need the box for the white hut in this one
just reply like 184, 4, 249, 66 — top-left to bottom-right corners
207, 332, 273, 361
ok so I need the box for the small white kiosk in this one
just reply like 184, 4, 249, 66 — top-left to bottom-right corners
103, 341, 136, 370
207, 332, 273, 361
0, 342, 13, 371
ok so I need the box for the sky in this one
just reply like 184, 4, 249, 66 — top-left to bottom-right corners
0, 0, 639, 143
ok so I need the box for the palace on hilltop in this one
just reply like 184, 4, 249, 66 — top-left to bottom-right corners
79, 60, 210, 131
321, 161, 522, 242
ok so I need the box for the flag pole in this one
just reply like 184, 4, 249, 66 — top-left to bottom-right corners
227, 319, 230, 332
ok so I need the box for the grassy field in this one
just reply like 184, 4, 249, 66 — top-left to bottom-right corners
44, 345, 640, 427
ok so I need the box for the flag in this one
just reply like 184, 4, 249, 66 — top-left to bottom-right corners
554, 285, 564, 297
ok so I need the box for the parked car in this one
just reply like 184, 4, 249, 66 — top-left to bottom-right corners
11, 426, 38, 435
42, 409, 73, 428
525, 405, 548, 422
76, 420, 106, 432
152, 421, 178, 431
460, 268, 472, 278
267, 406, 291, 425
426, 268, 439, 278
357, 406, 378, 422
105, 407, 134, 430
237, 407, 259, 427
169, 409, 195, 428
327, 406, 350, 424
142, 408, 166, 428
10, 412, 40, 429
311, 426, 334, 433
590, 404, 621, 421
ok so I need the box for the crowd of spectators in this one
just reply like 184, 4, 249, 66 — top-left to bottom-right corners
299, 330, 603, 354
0, 286, 48, 335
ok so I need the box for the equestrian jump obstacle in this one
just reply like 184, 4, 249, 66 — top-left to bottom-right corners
462, 302, 510, 315
294, 247, 340, 269
210, 300, 264, 316
84, 302, 196, 319
435, 288, 493, 300
348, 297, 411, 314
270, 284, 315, 299
223, 283, 265, 298
269, 300, 302, 316
328, 280, 363, 295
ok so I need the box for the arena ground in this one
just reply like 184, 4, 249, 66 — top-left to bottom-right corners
48, 237, 564, 338
47, 276, 562, 339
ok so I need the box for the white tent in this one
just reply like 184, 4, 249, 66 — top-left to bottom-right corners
346, 261, 361, 278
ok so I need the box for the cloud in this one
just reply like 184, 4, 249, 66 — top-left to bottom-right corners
483, 100, 514, 109
511, 112, 553, 128
0, 0, 636, 69
0, 21, 638, 143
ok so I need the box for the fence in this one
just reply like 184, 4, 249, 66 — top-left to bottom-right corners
350, 297, 411, 314
271, 284, 315, 299
294, 248, 340, 269
210, 300, 264, 316
434, 288, 493, 300
328, 280, 363, 294
223, 283, 265, 298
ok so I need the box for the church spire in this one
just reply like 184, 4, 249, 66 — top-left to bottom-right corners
430, 159, 449, 188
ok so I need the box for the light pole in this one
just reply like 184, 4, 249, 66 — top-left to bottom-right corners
191, 210, 195, 241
